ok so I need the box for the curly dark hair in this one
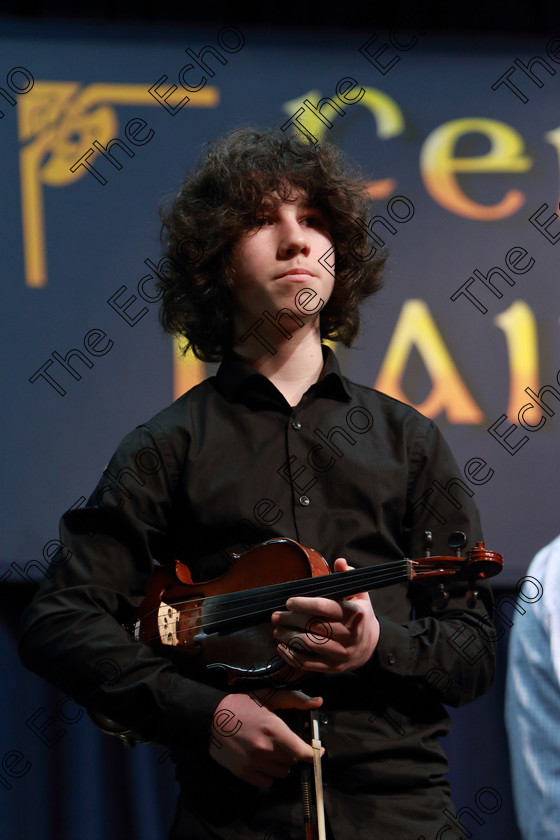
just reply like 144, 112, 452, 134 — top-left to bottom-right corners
158, 126, 386, 362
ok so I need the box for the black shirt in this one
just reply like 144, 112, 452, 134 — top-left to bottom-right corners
19, 347, 495, 840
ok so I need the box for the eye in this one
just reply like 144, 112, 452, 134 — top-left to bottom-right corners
255, 216, 272, 227
302, 213, 326, 229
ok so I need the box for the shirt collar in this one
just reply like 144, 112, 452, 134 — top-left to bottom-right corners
215, 345, 352, 407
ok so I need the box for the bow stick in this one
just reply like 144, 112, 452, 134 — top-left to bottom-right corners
310, 709, 326, 840
299, 709, 327, 840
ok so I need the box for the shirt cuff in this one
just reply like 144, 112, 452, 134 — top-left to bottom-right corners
153, 672, 228, 753
363, 615, 415, 676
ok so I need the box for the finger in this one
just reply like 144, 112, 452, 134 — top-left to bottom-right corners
276, 641, 348, 672
245, 748, 316, 789
255, 720, 317, 764
266, 751, 301, 776
271, 610, 314, 631
274, 614, 357, 649
273, 619, 338, 647
243, 769, 277, 790
332, 557, 371, 595
279, 596, 346, 621
333, 557, 353, 572
332, 558, 375, 605
276, 730, 323, 764
264, 689, 323, 711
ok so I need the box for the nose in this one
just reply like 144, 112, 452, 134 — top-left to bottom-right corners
277, 213, 310, 258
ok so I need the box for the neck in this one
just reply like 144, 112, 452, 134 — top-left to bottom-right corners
232, 319, 325, 406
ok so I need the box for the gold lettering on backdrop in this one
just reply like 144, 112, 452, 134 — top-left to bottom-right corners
360, 88, 404, 199
18, 82, 219, 288
282, 87, 404, 199
357, 88, 405, 138
282, 89, 332, 146
374, 299, 484, 422
544, 126, 560, 209
420, 117, 532, 220
494, 301, 539, 422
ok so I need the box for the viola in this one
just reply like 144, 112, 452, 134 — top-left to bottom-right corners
128, 533, 502, 687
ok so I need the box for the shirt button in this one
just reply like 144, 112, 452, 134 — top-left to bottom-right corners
387, 652, 396, 666
291, 420, 302, 430
299, 495, 310, 506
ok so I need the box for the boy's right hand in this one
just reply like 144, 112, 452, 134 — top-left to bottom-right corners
208, 690, 323, 790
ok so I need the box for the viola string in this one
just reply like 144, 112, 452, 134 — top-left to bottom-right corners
135, 562, 453, 646
136, 560, 451, 631
138, 561, 419, 624
137, 567, 414, 645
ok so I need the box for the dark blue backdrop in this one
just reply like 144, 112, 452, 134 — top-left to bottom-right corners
3, 18, 560, 840
2, 20, 560, 585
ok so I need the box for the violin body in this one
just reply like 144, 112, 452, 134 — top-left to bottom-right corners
134, 539, 331, 686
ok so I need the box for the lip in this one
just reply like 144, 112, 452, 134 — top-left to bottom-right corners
275, 268, 316, 279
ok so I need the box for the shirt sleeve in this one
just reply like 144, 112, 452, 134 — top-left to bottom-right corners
363, 417, 497, 708
505, 538, 560, 840
18, 422, 227, 754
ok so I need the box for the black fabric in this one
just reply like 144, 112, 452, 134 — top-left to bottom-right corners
18, 346, 495, 839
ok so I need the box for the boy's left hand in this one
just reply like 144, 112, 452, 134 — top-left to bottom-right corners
271, 558, 380, 674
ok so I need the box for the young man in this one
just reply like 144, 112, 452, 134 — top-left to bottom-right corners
19, 127, 495, 840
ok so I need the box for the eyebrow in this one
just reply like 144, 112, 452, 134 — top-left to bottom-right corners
259, 195, 318, 212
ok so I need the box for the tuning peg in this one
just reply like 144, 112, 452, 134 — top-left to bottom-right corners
448, 531, 467, 557
465, 589, 479, 608
433, 583, 450, 611
423, 531, 433, 557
